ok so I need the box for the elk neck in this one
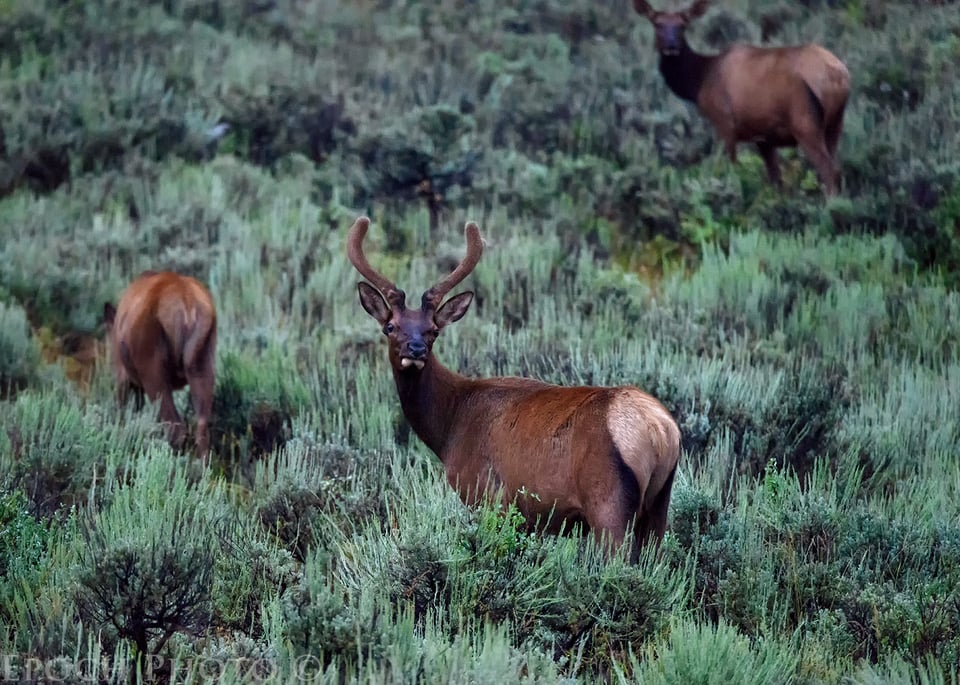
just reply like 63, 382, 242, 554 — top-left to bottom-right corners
658, 42, 713, 104
392, 355, 469, 458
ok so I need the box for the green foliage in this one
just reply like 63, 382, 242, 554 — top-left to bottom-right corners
0, 488, 55, 610
0, 390, 154, 516
1, 0, 959, 681
72, 451, 223, 657
0, 299, 40, 394
212, 349, 309, 461
212, 521, 299, 634
624, 617, 800, 685
280, 547, 389, 672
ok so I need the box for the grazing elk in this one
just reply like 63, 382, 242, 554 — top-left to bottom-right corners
348, 216, 681, 560
632, 0, 850, 195
103, 271, 217, 460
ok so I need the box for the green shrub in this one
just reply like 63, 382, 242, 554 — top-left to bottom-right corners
280, 547, 390, 673
624, 617, 800, 685
252, 440, 384, 560
72, 450, 224, 659
0, 299, 40, 395
212, 525, 299, 635
0, 488, 55, 610
0, 390, 154, 516
211, 350, 309, 464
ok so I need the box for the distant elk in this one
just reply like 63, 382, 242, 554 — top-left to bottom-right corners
347, 216, 681, 560
103, 271, 217, 460
632, 0, 850, 195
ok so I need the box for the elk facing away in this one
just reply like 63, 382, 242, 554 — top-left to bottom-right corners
632, 0, 850, 195
347, 216, 681, 560
104, 271, 217, 460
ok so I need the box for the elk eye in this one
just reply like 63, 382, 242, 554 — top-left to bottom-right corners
383, 322, 395, 335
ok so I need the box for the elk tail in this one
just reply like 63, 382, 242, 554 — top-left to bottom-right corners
181, 309, 216, 374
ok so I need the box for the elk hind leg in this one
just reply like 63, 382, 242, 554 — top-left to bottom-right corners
584, 449, 640, 559
184, 325, 216, 460
756, 142, 783, 189
186, 368, 214, 460
631, 466, 677, 562
797, 84, 840, 195
138, 357, 186, 450
798, 134, 840, 196
824, 99, 847, 157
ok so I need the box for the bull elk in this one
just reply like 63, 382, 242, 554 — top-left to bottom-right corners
632, 0, 850, 195
347, 216, 681, 559
103, 271, 217, 459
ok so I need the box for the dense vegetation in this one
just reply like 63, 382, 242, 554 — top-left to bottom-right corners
1, 0, 959, 682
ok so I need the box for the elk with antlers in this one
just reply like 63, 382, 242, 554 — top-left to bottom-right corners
103, 271, 217, 460
347, 217, 681, 559
632, 0, 850, 195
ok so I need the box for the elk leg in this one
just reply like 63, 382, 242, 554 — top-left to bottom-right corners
115, 373, 145, 413
793, 101, 841, 195
632, 466, 677, 562
756, 142, 783, 189
185, 368, 214, 460
585, 496, 633, 559
156, 389, 186, 450
798, 135, 840, 196
724, 139, 738, 163
131, 385, 146, 412
825, 108, 845, 157
138, 362, 186, 450
115, 380, 131, 408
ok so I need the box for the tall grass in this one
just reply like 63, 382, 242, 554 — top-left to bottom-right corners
1, 0, 959, 681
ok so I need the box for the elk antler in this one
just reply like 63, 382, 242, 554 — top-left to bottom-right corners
683, 0, 711, 20
632, 0, 657, 18
423, 222, 484, 309
347, 216, 405, 304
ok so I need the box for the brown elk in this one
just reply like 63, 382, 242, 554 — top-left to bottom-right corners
103, 271, 217, 459
347, 216, 681, 560
632, 0, 850, 195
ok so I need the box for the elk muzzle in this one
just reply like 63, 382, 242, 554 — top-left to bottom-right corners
399, 338, 427, 370
656, 24, 685, 55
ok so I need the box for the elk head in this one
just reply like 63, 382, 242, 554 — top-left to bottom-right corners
347, 216, 483, 373
632, 0, 711, 55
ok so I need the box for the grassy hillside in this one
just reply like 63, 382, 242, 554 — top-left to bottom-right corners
1, 0, 959, 682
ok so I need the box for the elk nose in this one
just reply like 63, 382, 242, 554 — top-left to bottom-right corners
408, 340, 427, 358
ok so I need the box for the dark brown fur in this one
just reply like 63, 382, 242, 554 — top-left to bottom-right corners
633, 0, 850, 195
103, 271, 217, 459
348, 216, 681, 560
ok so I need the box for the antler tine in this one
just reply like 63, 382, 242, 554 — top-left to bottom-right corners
423, 221, 485, 308
346, 216, 401, 297
632, 0, 657, 19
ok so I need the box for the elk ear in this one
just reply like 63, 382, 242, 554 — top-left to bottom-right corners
357, 282, 391, 325
435, 291, 473, 329
683, 0, 711, 20
103, 302, 117, 327
632, 0, 657, 19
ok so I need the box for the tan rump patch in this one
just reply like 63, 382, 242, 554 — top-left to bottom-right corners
606, 389, 681, 474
